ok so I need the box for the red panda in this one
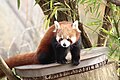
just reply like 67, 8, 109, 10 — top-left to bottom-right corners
0, 20, 81, 78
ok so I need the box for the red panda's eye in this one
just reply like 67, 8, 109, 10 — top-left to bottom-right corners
67, 38, 72, 43
59, 38, 63, 42
60, 38, 63, 40
67, 38, 70, 41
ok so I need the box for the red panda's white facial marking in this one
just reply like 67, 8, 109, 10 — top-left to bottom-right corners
60, 39, 71, 47
71, 36, 77, 44
56, 35, 76, 48
56, 35, 72, 48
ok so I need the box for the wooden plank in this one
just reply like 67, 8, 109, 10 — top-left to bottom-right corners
15, 47, 108, 78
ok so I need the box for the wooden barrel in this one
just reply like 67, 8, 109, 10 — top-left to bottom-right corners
14, 47, 118, 80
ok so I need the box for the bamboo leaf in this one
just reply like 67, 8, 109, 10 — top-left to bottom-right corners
45, 19, 50, 29
80, 0, 86, 4
57, 8, 70, 11
64, 1, 71, 9
54, 2, 66, 7
43, 15, 50, 29
17, 0, 20, 9
43, 15, 48, 29
89, 7, 93, 13
107, 16, 112, 24
55, 10, 57, 20
76, 0, 80, 4
50, 0, 53, 10
93, 0, 97, 7
101, 28, 117, 39
96, 11, 101, 18
35, 0, 40, 5
49, 7, 57, 19
41, 1, 50, 8
95, 3, 100, 17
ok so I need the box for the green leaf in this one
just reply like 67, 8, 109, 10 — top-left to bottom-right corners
95, 3, 100, 16
55, 10, 57, 20
80, 0, 86, 4
54, 2, 66, 7
17, 0, 20, 9
107, 16, 112, 24
64, 1, 71, 9
41, 1, 50, 8
43, 15, 50, 29
35, 0, 40, 5
89, 7, 92, 13
96, 11, 101, 18
49, 7, 57, 19
50, 0, 53, 10
101, 28, 117, 39
57, 8, 70, 11
45, 19, 50, 29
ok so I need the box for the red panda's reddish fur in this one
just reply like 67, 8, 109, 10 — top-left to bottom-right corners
0, 21, 80, 78
5, 52, 38, 68
0, 52, 38, 78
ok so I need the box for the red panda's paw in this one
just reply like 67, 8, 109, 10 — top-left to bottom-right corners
72, 60, 80, 66
57, 58, 67, 64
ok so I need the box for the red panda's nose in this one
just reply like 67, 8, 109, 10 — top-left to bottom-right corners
63, 43, 66, 47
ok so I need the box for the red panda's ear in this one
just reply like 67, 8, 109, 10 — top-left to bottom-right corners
72, 20, 81, 33
53, 21, 60, 32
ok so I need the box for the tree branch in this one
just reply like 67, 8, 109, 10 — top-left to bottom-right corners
0, 55, 20, 80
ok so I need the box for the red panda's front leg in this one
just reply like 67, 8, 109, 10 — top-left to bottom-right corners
70, 38, 82, 66
51, 37, 68, 64
55, 47, 68, 64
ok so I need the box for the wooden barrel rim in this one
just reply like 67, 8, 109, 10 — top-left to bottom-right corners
15, 47, 108, 78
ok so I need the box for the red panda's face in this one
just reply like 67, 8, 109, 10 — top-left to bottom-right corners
53, 21, 81, 48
